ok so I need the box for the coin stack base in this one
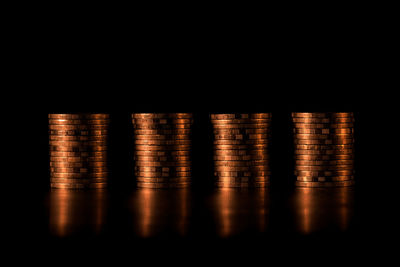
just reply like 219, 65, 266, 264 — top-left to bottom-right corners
49, 114, 110, 189
132, 114, 193, 188
211, 114, 272, 188
292, 113, 355, 187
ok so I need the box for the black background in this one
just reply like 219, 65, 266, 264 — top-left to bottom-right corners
7, 9, 399, 263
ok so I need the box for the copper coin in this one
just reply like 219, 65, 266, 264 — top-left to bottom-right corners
292, 113, 354, 118
132, 118, 193, 124
214, 182, 269, 188
293, 123, 354, 129
49, 125, 109, 130
134, 158, 191, 164
133, 134, 190, 140
213, 144, 269, 150
214, 180, 270, 185
213, 133, 270, 140
213, 149, 269, 156
50, 167, 108, 174
135, 172, 191, 178
134, 150, 190, 156
294, 170, 354, 176
49, 129, 109, 136
50, 166, 107, 172
293, 133, 354, 140
214, 170, 271, 177
215, 165, 270, 172
49, 146, 107, 152
214, 176, 269, 182
49, 114, 110, 119
132, 113, 193, 119
49, 151, 106, 157
134, 166, 191, 172
49, 135, 108, 141
135, 169, 191, 174
48, 119, 110, 125
50, 172, 109, 178
295, 165, 354, 171
50, 156, 108, 164
136, 182, 190, 188
296, 176, 354, 182
135, 161, 191, 167
211, 114, 271, 119
294, 139, 354, 145
293, 128, 354, 134
210, 118, 271, 124
294, 146, 354, 155
50, 161, 108, 168
134, 171, 193, 178
133, 129, 192, 135
134, 139, 191, 145
294, 144, 354, 150
134, 145, 191, 151
295, 180, 355, 187
49, 140, 108, 146
50, 178, 107, 183
211, 123, 271, 128
213, 134, 270, 140
214, 171, 252, 177
294, 149, 354, 155
132, 124, 192, 129
214, 160, 269, 167
294, 154, 354, 160
136, 177, 191, 182
50, 156, 107, 162
134, 155, 191, 161
292, 117, 354, 123
295, 159, 354, 166
211, 123, 270, 129
50, 182, 108, 189
213, 128, 271, 134
213, 140, 270, 145
213, 155, 270, 161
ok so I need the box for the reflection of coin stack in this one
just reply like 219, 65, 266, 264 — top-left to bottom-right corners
131, 188, 190, 237
292, 112, 355, 187
292, 187, 355, 234
49, 189, 108, 237
131, 113, 193, 188
48, 114, 110, 189
210, 114, 272, 188
212, 188, 270, 237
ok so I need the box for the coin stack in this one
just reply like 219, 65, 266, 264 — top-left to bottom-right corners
210, 114, 272, 188
48, 114, 110, 189
292, 112, 355, 187
132, 113, 193, 188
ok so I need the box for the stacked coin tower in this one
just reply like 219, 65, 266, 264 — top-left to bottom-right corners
131, 113, 193, 188
49, 114, 110, 189
210, 114, 272, 187
292, 112, 355, 187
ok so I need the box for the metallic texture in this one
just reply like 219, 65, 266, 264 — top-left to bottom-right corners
131, 113, 193, 188
292, 112, 355, 187
48, 114, 110, 189
210, 113, 272, 188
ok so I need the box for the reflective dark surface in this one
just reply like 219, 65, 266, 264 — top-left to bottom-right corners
42, 186, 359, 239
290, 187, 355, 234
208, 188, 270, 237
130, 188, 191, 237
48, 189, 108, 237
